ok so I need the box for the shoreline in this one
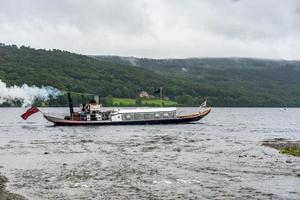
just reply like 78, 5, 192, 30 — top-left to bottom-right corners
0, 174, 26, 200
262, 139, 300, 157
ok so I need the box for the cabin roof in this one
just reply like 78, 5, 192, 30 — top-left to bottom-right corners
117, 107, 176, 114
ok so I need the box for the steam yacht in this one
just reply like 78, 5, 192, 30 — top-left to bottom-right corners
43, 93, 211, 126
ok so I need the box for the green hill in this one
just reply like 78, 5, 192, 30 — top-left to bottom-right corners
94, 56, 300, 107
0, 43, 300, 107
0, 44, 198, 106
0, 44, 178, 98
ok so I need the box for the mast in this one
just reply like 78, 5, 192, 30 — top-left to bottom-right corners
94, 95, 99, 104
160, 87, 163, 107
67, 92, 74, 116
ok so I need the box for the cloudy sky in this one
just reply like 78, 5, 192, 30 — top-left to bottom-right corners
1, 0, 300, 59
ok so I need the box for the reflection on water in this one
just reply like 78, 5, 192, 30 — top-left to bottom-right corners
0, 107, 300, 199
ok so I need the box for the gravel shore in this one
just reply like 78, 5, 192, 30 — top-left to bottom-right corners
0, 174, 26, 200
262, 138, 300, 150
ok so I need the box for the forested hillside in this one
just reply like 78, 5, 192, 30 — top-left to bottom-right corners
94, 56, 300, 107
0, 43, 300, 107
0, 44, 201, 106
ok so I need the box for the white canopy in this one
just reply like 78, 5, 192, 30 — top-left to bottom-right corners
117, 107, 176, 114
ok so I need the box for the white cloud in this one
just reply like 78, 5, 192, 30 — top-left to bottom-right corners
0, 0, 299, 59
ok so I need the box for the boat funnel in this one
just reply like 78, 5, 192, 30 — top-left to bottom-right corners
67, 92, 74, 116
94, 96, 99, 104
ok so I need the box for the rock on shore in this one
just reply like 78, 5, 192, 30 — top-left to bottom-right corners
0, 174, 26, 200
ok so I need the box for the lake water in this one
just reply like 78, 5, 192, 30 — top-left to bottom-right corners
0, 107, 299, 200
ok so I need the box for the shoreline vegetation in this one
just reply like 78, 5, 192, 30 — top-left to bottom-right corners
0, 174, 26, 200
0, 96, 181, 107
280, 147, 300, 157
262, 139, 300, 157
1, 95, 299, 108
112, 98, 178, 107
1, 44, 300, 107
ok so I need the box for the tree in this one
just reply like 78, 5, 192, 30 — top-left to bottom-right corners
101, 95, 113, 106
175, 95, 197, 106
135, 98, 142, 106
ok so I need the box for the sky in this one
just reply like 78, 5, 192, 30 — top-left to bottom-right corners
1, 0, 300, 59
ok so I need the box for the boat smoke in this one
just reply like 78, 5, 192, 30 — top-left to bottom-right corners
0, 80, 61, 106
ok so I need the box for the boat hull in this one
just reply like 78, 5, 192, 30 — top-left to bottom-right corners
44, 108, 211, 126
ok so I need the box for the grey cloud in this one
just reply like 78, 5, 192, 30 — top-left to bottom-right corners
0, 0, 299, 59
0, 0, 151, 35
296, 4, 300, 14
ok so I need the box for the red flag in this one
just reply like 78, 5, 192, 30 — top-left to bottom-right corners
21, 106, 40, 120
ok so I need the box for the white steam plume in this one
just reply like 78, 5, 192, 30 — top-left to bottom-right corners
0, 80, 61, 106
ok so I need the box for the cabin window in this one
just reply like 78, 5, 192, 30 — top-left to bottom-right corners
154, 113, 161, 119
144, 113, 154, 119
123, 114, 134, 120
163, 112, 169, 118
134, 113, 144, 120
169, 112, 175, 118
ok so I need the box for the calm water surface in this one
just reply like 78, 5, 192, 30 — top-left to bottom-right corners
0, 107, 300, 199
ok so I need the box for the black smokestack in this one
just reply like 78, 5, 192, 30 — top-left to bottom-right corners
67, 92, 74, 116
94, 95, 99, 104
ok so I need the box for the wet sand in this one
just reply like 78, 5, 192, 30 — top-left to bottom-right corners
0, 174, 26, 200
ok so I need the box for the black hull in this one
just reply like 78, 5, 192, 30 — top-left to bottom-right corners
44, 109, 211, 126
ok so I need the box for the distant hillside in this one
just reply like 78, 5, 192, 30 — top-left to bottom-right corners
0, 43, 299, 107
0, 44, 200, 106
93, 56, 300, 107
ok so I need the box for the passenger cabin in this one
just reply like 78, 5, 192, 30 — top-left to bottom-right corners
67, 97, 177, 122
112, 107, 177, 122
